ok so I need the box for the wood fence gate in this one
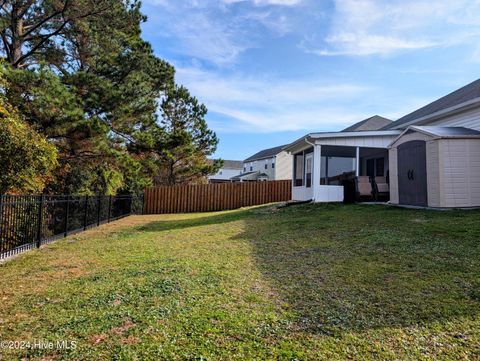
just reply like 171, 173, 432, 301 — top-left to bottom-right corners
144, 180, 292, 214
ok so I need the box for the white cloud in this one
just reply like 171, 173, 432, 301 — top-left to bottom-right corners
142, 0, 300, 65
308, 0, 480, 57
174, 66, 411, 133
315, 34, 437, 56
170, 13, 251, 66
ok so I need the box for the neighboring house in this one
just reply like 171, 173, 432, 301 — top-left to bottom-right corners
208, 160, 243, 183
284, 79, 480, 208
342, 115, 392, 132
231, 145, 292, 182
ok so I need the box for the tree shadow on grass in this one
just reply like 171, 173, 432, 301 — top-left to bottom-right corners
136, 204, 480, 335
136, 209, 255, 233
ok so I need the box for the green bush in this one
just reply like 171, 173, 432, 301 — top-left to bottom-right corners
0, 84, 58, 194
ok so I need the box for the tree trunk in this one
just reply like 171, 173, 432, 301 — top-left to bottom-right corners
11, 4, 24, 68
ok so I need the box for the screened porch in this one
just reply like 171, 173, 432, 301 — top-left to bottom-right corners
292, 145, 389, 202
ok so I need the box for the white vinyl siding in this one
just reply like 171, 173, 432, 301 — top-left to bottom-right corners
305, 135, 396, 148
426, 141, 441, 207
427, 107, 480, 131
209, 168, 242, 181
242, 152, 293, 180
274, 151, 293, 180
439, 139, 480, 207
388, 148, 399, 204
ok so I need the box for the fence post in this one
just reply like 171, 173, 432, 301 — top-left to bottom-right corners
36, 194, 45, 248
97, 195, 102, 226
0, 194, 4, 251
107, 195, 112, 223
141, 193, 145, 215
83, 195, 89, 231
64, 195, 70, 237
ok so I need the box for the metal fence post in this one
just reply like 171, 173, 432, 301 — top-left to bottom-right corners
0, 194, 4, 249
36, 194, 45, 248
97, 195, 102, 226
64, 195, 70, 237
83, 195, 89, 231
107, 195, 112, 223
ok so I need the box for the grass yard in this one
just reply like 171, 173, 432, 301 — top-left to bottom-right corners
1, 204, 480, 360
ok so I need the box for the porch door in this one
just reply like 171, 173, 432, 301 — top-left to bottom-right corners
397, 141, 428, 206
305, 153, 313, 188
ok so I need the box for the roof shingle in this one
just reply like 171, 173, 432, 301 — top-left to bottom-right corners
385, 79, 480, 130
342, 115, 392, 132
244, 145, 287, 162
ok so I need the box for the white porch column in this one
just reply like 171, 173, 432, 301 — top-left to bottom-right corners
355, 146, 360, 177
313, 144, 322, 201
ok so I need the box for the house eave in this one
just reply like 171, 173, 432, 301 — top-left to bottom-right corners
284, 130, 401, 154
390, 97, 480, 130
388, 125, 480, 148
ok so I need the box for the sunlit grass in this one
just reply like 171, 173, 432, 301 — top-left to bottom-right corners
1, 204, 479, 360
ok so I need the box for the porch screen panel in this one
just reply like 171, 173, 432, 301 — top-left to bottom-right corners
305, 155, 313, 188
322, 157, 355, 185
294, 153, 304, 186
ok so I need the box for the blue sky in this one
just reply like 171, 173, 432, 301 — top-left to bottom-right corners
141, 0, 480, 160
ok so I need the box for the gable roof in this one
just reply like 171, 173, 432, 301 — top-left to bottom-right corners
342, 115, 392, 132
244, 144, 287, 162
389, 126, 480, 147
230, 171, 263, 181
385, 79, 480, 130
412, 126, 480, 138
404, 126, 480, 138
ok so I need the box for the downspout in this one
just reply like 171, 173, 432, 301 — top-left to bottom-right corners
304, 137, 315, 147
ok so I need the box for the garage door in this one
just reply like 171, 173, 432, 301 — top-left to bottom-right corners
397, 140, 428, 206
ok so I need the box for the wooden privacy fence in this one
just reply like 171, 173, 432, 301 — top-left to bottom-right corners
144, 180, 292, 214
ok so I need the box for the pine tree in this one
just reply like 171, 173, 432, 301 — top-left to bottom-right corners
153, 85, 220, 185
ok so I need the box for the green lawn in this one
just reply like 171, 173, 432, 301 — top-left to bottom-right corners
1, 204, 480, 360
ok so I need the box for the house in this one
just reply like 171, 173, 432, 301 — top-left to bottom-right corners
385, 79, 480, 208
284, 79, 480, 208
208, 160, 243, 183
231, 145, 292, 182
341, 115, 393, 132
284, 116, 399, 202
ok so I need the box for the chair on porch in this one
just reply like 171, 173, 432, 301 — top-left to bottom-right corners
355, 176, 374, 201
373, 176, 390, 201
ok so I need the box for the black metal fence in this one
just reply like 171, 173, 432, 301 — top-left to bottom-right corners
0, 194, 144, 260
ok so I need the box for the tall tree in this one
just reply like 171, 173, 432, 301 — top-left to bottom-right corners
1, 0, 175, 194
153, 85, 220, 185
0, 0, 113, 69
0, 75, 57, 194
0, 1, 219, 194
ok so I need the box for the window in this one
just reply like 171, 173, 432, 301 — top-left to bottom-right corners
305, 153, 313, 188
272, 163, 275, 169
376, 158, 384, 177
243, 167, 246, 172
250, 166, 253, 171
366, 158, 385, 177
367, 159, 375, 177
294, 153, 304, 186
265, 164, 268, 170
219, 171, 223, 175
